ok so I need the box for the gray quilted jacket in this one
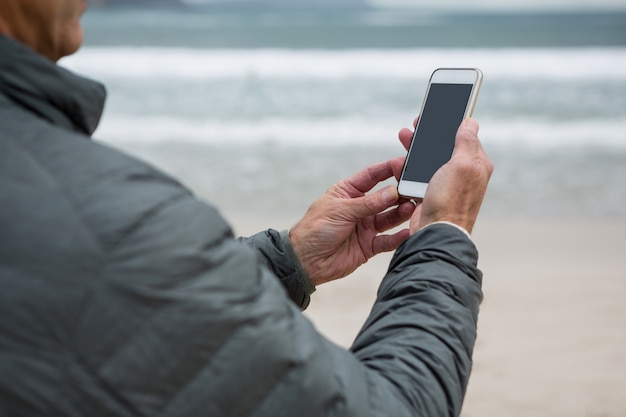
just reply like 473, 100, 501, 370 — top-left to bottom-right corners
0, 35, 483, 417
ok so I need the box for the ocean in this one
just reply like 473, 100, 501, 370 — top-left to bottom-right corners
61, 9, 626, 220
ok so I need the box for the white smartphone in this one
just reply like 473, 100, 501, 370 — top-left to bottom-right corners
398, 68, 483, 199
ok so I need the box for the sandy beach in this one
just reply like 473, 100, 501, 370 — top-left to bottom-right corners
228, 214, 626, 417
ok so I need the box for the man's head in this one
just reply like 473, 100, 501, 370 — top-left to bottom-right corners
0, 0, 87, 62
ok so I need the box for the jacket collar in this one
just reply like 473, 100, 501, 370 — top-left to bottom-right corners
0, 35, 106, 136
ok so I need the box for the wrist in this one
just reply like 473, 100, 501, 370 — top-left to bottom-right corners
414, 211, 477, 236
418, 221, 472, 241
279, 229, 316, 295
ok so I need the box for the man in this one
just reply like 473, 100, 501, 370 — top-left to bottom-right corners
0, 0, 493, 416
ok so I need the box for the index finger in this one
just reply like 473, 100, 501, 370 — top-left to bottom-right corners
338, 157, 405, 197
398, 117, 419, 152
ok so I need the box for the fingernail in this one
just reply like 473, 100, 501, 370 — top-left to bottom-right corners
382, 186, 398, 204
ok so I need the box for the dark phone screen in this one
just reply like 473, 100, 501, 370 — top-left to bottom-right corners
402, 83, 474, 183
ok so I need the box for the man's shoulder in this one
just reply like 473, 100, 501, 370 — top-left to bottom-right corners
0, 107, 222, 254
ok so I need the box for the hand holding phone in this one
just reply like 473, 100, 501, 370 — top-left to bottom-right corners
398, 68, 483, 199
410, 118, 493, 235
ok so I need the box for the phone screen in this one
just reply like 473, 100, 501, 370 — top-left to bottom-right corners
402, 83, 475, 183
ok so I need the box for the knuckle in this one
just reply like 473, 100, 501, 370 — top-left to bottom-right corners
458, 125, 478, 142
364, 193, 380, 213
454, 154, 492, 182
483, 157, 494, 173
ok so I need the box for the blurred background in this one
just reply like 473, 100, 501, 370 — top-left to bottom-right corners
64, 0, 626, 221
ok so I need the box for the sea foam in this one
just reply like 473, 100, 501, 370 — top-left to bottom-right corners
63, 47, 626, 81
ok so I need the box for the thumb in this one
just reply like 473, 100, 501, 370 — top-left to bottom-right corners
350, 185, 399, 219
452, 118, 480, 156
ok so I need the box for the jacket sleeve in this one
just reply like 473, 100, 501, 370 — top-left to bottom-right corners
79, 185, 482, 417
237, 229, 315, 310
350, 223, 483, 416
